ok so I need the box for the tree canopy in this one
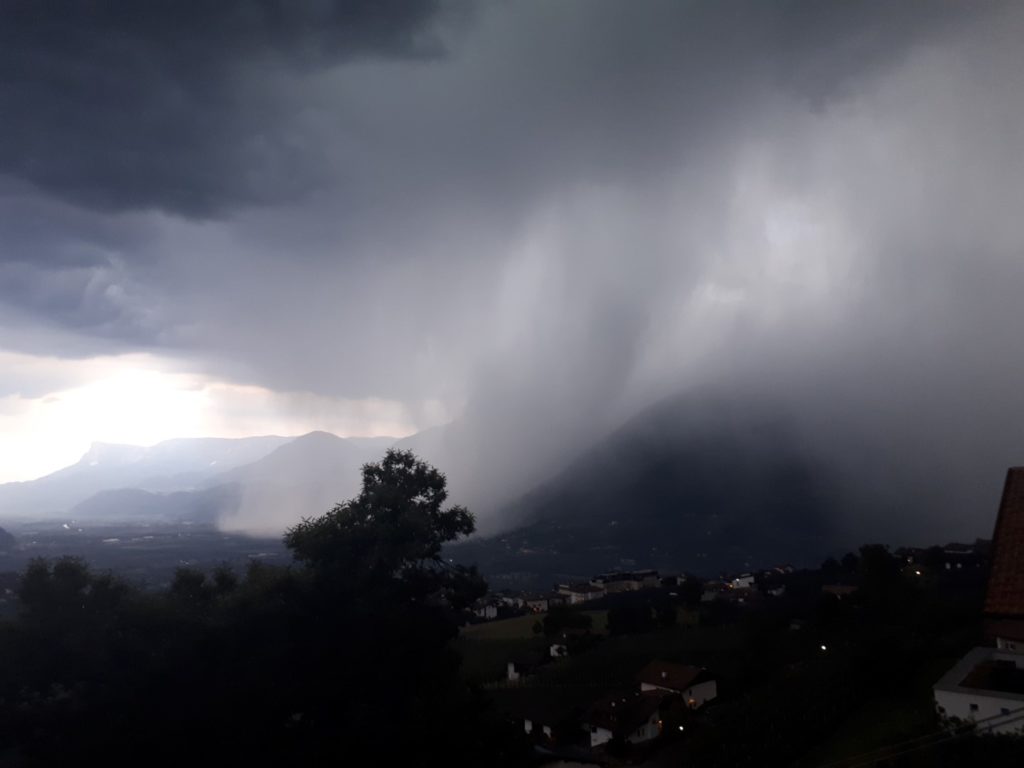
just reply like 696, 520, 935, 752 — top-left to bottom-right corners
285, 448, 481, 603
0, 450, 522, 767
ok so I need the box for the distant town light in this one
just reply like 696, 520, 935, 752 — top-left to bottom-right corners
678, 725, 685, 731
820, 644, 828, 651
915, 570, 922, 576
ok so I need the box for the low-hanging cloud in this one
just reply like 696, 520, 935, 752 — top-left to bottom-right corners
2, 0, 1023, 545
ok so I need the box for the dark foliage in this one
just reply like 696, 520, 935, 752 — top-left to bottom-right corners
0, 450, 527, 767
540, 604, 593, 638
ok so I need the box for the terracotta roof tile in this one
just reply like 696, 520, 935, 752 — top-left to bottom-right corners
636, 660, 705, 692
984, 468, 1024, 617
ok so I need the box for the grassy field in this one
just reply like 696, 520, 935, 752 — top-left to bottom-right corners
456, 614, 743, 688
457, 611, 609, 684
460, 610, 609, 640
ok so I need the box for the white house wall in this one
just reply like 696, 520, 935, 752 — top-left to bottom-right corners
935, 690, 1024, 735
640, 679, 717, 708
590, 726, 613, 748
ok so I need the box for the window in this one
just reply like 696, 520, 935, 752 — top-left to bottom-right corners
1002, 708, 1010, 716
970, 703, 979, 713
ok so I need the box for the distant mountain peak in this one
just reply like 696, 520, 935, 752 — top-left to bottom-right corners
79, 442, 146, 467
294, 430, 342, 441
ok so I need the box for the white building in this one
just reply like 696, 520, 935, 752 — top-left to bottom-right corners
730, 573, 756, 589
584, 691, 663, 748
473, 603, 498, 620
522, 718, 553, 739
557, 582, 606, 604
933, 646, 1024, 734
636, 660, 717, 709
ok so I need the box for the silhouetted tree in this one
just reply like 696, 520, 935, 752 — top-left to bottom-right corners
0, 451, 525, 768
608, 594, 657, 635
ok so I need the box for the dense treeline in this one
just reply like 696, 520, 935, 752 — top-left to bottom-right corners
0, 450, 528, 767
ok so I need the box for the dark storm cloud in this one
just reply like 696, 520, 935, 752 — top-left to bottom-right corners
0, 179, 167, 356
3, 0, 1023, 546
0, 0, 456, 215
0, 259, 161, 345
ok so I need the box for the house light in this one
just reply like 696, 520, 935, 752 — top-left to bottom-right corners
678, 725, 685, 731
914, 570, 922, 576
820, 644, 828, 651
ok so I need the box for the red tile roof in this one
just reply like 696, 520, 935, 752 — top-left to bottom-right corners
984, 468, 1024, 617
636, 660, 706, 692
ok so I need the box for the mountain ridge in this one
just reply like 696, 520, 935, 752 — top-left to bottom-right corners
452, 392, 837, 580
0, 432, 396, 524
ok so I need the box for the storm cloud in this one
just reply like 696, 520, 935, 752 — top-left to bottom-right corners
0, 0, 456, 215
2, 1, 1024, 544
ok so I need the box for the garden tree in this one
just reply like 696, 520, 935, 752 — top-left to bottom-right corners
653, 592, 678, 629
840, 551, 860, 573
274, 449, 494, 763
820, 556, 841, 582
268, 448, 503, 765
607, 594, 657, 635
678, 576, 705, 608
259, 450, 500, 759
285, 447, 485, 610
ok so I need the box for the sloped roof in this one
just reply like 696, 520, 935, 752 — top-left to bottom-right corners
585, 690, 664, 733
636, 660, 707, 692
985, 468, 1024, 617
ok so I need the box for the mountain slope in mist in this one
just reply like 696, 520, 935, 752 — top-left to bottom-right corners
0, 436, 290, 519
210, 431, 398, 534
68, 485, 240, 524
453, 394, 836, 579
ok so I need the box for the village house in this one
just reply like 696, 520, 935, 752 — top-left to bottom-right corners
934, 467, 1024, 731
636, 660, 717, 708
507, 654, 543, 682
584, 691, 664, 748
941, 542, 989, 575
522, 594, 550, 613
504, 692, 583, 747
471, 596, 502, 620
474, 603, 498, 620
700, 582, 731, 602
496, 591, 525, 609
557, 582, 606, 605
933, 646, 1024, 733
896, 542, 988, 577
730, 573, 756, 589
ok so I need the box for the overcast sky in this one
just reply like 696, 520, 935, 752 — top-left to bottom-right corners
2, 1, 1024, 541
